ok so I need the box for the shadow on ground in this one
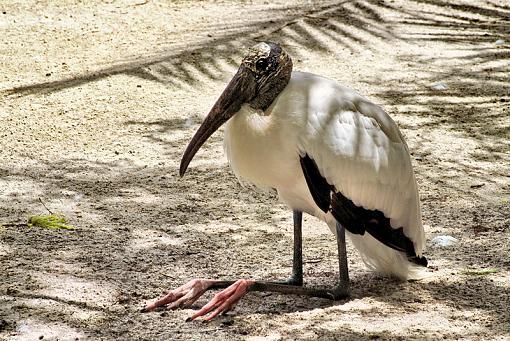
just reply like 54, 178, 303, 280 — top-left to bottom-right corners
1, 148, 509, 338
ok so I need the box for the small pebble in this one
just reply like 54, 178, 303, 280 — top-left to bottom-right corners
221, 319, 234, 327
183, 117, 193, 128
431, 82, 448, 91
431, 235, 458, 247
0, 319, 7, 331
470, 183, 485, 189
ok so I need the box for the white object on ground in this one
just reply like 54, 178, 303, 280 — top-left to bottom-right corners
431, 235, 458, 247
431, 82, 448, 91
184, 117, 193, 128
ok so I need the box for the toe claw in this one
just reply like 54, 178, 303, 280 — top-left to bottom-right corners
145, 279, 215, 314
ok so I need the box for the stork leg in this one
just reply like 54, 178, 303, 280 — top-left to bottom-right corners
246, 221, 349, 300
275, 210, 303, 286
143, 216, 348, 320
333, 222, 350, 298
186, 221, 349, 320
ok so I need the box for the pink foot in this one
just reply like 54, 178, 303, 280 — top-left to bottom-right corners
189, 279, 255, 321
143, 278, 215, 312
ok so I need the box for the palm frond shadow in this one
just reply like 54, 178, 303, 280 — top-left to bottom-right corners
5, 0, 397, 96
2, 0, 507, 95
368, 0, 510, 170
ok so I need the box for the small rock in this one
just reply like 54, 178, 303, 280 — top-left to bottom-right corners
431, 235, 458, 247
470, 183, 485, 189
0, 319, 8, 331
183, 117, 193, 128
431, 82, 448, 91
221, 319, 234, 327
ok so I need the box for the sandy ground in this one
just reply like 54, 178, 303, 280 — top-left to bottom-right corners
1, 0, 509, 339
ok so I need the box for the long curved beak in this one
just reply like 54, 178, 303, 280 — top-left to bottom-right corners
179, 66, 256, 177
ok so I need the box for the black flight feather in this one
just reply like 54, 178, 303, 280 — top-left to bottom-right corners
299, 154, 427, 266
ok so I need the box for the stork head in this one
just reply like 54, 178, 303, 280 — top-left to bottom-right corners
179, 42, 293, 176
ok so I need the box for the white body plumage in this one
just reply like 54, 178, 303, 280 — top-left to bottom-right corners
224, 71, 425, 280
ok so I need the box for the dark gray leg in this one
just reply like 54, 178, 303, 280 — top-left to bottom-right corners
212, 220, 349, 299
144, 216, 349, 318
246, 221, 348, 299
330, 222, 350, 298
291, 211, 304, 284
280, 210, 303, 285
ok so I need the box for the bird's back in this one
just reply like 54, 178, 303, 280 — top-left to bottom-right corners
272, 72, 426, 278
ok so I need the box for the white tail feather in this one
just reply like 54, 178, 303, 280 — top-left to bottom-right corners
347, 233, 428, 280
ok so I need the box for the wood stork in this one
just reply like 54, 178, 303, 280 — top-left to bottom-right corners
143, 42, 427, 320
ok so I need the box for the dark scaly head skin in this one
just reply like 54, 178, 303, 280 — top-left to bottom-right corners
179, 42, 293, 176
243, 42, 293, 111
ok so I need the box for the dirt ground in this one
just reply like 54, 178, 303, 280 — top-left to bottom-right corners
1, 0, 509, 339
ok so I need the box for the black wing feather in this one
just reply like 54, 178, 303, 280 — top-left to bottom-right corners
299, 155, 332, 213
299, 154, 427, 266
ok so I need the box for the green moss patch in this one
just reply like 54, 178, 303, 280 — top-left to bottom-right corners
460, 268, 500, 276
28, 214, 75, 230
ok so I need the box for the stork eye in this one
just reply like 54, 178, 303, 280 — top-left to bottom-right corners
256, 59, 269, 71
